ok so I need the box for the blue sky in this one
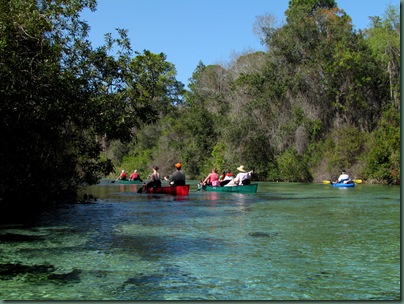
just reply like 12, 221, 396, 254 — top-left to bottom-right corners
80, 0, 399, 86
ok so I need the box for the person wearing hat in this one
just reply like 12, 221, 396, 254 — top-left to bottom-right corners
232, 165, 253, 186
164, 162, 186, 186
337, 170, 351, 184
129, 169, 142, 182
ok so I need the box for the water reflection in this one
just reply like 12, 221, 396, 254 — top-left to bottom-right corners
205, 191, 219, 202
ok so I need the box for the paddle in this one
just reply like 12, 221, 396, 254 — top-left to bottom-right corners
137, 185, 144, 193
323, 179, 362, 184
137, 179, 151, 193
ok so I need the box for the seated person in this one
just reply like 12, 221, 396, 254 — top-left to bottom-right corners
202, 167, 220, 186
146, 166, 161, 188
220, 169, 234, 186
164, 162, 186, 186
118, 170, 127, 180
232, 165, 253, 186
337, 170, 352, 184
129, 170, 142, 182
219, 171, 226, 182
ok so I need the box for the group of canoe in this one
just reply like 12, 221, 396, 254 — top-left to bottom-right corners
115, 180, 258, 194
113, 164, 259, 196
113, 167, 361, 196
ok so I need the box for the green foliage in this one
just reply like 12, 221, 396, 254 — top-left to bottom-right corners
111, 1, 398, 186
304, 140, 325, 170
365, 3, 400, 109
211, 141, 227, 172
119, 149, 153, 179
275, 148, 313, 182
98, 1, 400, 185
287, 0, 336, 14
175, 105, 219, 178
128, 50, 185, 116
0, 0, 181, 212
0, 0, 398, 219
363, 106, 400, 184
323, 125, 365, 177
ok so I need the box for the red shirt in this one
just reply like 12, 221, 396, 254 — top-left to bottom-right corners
130, 172, 139, 180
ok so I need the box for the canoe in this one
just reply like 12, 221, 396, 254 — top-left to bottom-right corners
116, 179, 142, 184
202, 183, 258, 193
146, 185, 190, 196
331, 182, 354, 187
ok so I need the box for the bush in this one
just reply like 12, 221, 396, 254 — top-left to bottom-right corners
363, 106, 400, 184
275, 148, 313, 182
323, 125, 365, 178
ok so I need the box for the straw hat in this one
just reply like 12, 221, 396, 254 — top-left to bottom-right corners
237, 165, 246, 172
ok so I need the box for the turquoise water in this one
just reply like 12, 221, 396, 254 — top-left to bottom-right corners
0, 181, 400, 300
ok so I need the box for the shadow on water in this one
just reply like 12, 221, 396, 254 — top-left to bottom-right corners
0, 263, 82, 285
104, 234, 228, 260
0, 233, 45, 242
116, 264, 216, 300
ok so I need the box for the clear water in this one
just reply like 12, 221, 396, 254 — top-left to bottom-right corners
0, 181, 400, 300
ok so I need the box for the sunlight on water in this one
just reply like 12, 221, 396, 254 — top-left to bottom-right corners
0, 181, 400, 300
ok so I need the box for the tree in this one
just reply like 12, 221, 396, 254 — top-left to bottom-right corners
0, 0, 179, 215
365, 4, 400, 110
127, 50, 184, 118
286, 0, 337, 19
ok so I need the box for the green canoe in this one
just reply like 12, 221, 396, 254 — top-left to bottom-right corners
116, 179, 142, 184
202, 183, 258, 193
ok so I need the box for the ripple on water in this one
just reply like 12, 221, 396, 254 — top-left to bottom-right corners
0, 182, 400, 300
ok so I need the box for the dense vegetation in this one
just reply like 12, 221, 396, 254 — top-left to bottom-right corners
0, 0, 183, 214
0, 0, 400, 216
115, 0, 400, 184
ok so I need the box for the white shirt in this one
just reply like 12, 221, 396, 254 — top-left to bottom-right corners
338, 173, 350, 183
235, 172, 251, 185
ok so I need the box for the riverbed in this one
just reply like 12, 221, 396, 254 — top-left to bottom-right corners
0, 181, 400, 300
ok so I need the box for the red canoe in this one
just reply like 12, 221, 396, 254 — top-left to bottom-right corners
146, 185, 190, 196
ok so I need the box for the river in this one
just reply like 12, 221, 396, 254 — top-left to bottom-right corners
0, 181, 400, 300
